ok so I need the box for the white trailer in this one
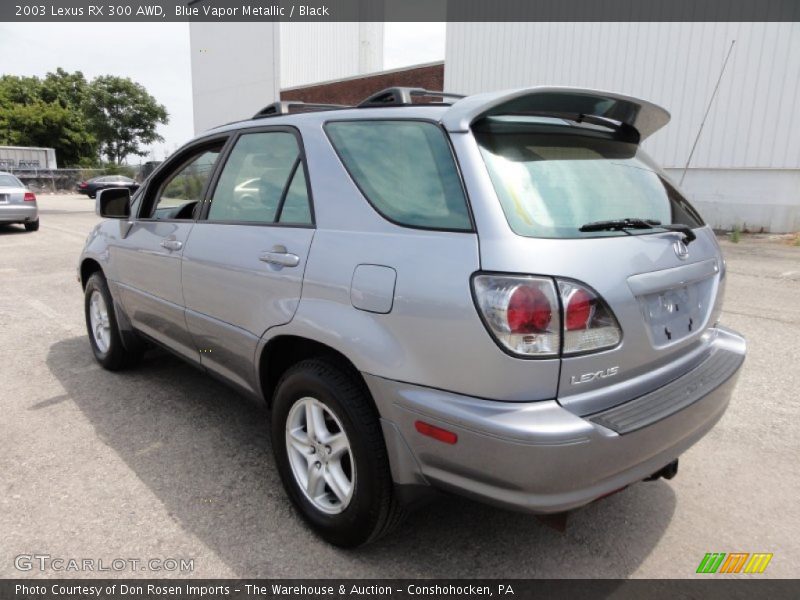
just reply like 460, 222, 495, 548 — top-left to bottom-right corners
0, 146, 58, 170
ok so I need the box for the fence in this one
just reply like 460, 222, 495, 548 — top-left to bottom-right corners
6, 165, 146, 193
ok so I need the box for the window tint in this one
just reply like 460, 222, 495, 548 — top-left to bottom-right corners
150, 149, 220, 220
208, 132, 305, 224
278, 166, 312, 225
474, 121, 703, 239
326, 121, 471, 231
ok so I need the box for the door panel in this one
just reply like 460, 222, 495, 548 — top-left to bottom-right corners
113, 221, 196, 360
181, 128, 315, 392
182, 225, 314, 392
110, 142, 225, 362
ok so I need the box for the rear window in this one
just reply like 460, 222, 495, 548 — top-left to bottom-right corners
0, 174, 21, 187
474, 120, 703, 239
326, 120, 472, 231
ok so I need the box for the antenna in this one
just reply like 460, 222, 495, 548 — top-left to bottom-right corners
680, 40, 736, 186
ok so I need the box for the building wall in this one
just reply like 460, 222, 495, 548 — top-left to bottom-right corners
281, 62, 444, 106
664, 168, 800, 233
190, 22, 384, 134
190, 22, 281, 133
280, 22, 383, 89
445, 22, 800, 231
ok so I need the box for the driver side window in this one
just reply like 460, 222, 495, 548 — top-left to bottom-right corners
148, 148, 221, 220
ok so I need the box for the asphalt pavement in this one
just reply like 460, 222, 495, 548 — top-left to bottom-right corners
1, 194, 798, 578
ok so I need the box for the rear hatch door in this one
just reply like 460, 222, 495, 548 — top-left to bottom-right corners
446, 88, 725, 415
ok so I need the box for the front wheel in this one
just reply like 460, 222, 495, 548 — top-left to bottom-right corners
84, 273, 142, 370
271, 358, 405, 547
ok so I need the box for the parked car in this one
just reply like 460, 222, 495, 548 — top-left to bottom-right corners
77, 175, 140, 199
0, 171, 38, 231
78, 87, 746, 547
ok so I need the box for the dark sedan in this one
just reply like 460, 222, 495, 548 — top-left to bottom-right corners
77, 175, 140, 199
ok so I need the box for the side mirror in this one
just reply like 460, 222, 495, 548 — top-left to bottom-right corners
97, 187, 131, 219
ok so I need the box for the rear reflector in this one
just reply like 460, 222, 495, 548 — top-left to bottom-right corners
414, 420, 458, 445
23, 192, 36, 202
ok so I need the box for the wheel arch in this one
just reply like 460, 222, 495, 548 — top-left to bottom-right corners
258, 335, 374, 411
80, 257, 104, 289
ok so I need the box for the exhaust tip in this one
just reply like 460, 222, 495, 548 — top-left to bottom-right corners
645, 459, 679, 482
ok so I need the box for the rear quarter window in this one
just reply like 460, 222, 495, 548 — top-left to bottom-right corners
326, 120, 472, 231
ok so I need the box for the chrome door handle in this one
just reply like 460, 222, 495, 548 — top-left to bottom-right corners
259, 247, 300, 267
160, 239, 183, 251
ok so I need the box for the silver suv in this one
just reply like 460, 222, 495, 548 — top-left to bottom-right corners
78, 87, 746, 547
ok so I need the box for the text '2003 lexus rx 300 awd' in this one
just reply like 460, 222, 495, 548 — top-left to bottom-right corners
78, 87, 746, 547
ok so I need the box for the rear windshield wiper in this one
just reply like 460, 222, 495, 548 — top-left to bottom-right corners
579, 218, 697, 244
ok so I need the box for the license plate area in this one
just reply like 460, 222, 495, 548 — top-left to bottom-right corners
639, 278, 714, 346
0, 194, 8, 204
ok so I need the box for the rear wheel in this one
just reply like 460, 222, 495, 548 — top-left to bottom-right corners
271, 358, 404, 547
84, 272, 142, 370
24, 219, 39, 232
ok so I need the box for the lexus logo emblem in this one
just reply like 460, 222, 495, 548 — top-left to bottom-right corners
673, 240, 690, 260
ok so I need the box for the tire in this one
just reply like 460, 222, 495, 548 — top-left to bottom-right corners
271, 358, 405, 547
84, 272, 142, 370
24, 219, 39, 232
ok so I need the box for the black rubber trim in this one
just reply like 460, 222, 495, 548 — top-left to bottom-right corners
589, 348, 744, 435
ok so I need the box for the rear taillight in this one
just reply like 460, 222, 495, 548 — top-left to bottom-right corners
472, 274, 621, 357
23, 192, 36, 202
79, 182, 88, 188
472, 275, 560, 357
558, 280, 621, 355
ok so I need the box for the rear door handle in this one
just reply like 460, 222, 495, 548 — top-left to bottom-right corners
259, 245, 300, 268
160, 239, 183, 251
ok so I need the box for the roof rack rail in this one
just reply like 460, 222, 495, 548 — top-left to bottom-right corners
253, 101, 348, 119
357, 87, 465, 108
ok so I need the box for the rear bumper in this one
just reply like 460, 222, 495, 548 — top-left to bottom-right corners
366, 326, 745, 514
0, 204, 38, 222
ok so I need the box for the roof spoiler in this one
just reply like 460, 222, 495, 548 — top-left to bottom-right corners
441, 87, 670, 142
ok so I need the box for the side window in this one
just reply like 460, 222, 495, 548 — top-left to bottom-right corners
325, 120, 471, 230
207, 131, 311, 225
147, 148, 221, 220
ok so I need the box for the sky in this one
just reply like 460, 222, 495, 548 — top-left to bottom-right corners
0, 22, 445, 163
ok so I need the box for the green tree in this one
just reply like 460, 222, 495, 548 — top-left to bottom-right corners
0, 73, 97, 166
85, 75, 168, 164
0, 70, 169, 167
41, 68, 92, 111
